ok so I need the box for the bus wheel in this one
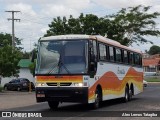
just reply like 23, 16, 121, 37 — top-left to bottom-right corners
123, 86, 129, 102
93, 89, 100, 109
129, 89, 132, 101
48, 101, 59, 110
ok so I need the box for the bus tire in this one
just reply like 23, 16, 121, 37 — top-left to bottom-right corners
129, 84, 134, 101
123, 86, 129, 102
48, 101, 59, 110
128, 89, 132, 101
93, 89, 101, 109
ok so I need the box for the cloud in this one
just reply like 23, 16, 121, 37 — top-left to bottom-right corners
6, 3, 36, 16
41, 4, 79, 17
92, 0, 154, 9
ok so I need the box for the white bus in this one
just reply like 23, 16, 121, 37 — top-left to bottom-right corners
34, 35, 143, 109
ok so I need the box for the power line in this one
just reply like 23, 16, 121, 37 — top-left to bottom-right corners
5, 10, 21, 49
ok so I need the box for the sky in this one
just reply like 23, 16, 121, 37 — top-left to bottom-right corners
0, 0, 160, 52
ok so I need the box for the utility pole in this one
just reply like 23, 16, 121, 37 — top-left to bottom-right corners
5, 10, 20, 49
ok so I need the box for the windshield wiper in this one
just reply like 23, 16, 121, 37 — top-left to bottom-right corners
47, 51, 71, 74
58, 60, 70, 74
47, 62, 59, 74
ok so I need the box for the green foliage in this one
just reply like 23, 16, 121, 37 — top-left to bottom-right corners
45, 5, 160, 46
29, 61, 36, 75
22, 51, 30, 59
0, 33, 22, 77
0, 32, 23, 50
109, 5, 160, 46
148, 45, 160, 55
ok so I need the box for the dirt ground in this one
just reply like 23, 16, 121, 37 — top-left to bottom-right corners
0, 91, 37, 110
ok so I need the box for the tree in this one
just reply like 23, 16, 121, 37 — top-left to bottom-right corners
109, 5, 160, 46
45, 5, 160, 46
22, 51, 30, 59
148, 45, 160, 55
0, 33, 22, 83
0, 33, 23, 50
0, 40, 22, 78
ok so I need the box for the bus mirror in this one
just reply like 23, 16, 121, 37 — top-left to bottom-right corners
33, 67, 35, 77
91, 54, 96, 63
31, 51, 35, 62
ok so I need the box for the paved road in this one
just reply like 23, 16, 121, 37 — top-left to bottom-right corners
1, 83, 160, 120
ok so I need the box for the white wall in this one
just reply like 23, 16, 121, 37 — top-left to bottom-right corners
1, 68, 35, 87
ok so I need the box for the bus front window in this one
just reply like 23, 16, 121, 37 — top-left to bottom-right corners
36, 40, 88, 74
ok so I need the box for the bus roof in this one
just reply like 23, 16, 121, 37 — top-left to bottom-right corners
40, 34, 141, 54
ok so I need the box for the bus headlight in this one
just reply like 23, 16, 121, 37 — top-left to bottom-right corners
73, 82, 87, 87
36, 83, 45, 87
74, 83, 83, 87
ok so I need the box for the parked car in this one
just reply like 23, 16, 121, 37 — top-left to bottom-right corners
4, 78, 35, 91
143, 80, 148, 87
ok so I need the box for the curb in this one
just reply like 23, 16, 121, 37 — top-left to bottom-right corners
147, 82, 160, 84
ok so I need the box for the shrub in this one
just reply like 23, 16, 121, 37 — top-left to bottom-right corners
0, 85, 3, 92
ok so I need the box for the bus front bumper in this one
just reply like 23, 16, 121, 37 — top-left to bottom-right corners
36, 87, 88, 103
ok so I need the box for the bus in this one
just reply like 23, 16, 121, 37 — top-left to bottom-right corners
34, 35, 143, 109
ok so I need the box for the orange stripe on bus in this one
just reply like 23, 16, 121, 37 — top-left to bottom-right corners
36, 76, 83, 82
88, 67, 143, 100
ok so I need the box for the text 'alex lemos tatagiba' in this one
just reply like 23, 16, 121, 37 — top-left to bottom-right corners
122, 112, 158, 117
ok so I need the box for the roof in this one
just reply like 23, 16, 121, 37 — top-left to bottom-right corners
143, 59, 160, 66
18, 59, 32, 68
40, 34, 91, 41
40, 34, 141, 54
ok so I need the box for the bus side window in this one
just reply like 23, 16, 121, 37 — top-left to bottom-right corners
129, 52, 134, 64
115, 48, 122, 62
139, 54, 142, 66
123, 50, 128, 64
134, 53, 139, 65
106, 45, 109, 60
99, 43, 106, 60
89, 40, 97, 77
93, 40, 97, 62
109, 46, 114, 62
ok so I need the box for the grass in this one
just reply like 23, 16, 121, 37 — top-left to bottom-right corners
145, 77, 160, 82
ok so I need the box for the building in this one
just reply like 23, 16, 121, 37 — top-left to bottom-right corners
1, 59, 35, 87
143, 54, 160, 76
17, 59, 35, 82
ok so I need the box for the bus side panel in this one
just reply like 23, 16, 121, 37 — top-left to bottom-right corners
88, 62, 143, 103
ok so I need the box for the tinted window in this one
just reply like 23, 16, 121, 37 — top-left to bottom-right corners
93, 40, 97, 58
129, 52, 134, 64
139, 55, 142, 66
10, 79, 16, 83
14, 79, 20, 83
124, 50, 128, 63
115, 48, 122, 62
109, 46, 114, 61
99, 44, 106, 60
21, 79, 29, 83
134, 53, 141, 65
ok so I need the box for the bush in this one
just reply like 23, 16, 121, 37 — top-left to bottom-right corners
0, 85, 3, 92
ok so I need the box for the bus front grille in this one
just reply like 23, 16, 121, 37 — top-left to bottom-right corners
47, 83, 72, 86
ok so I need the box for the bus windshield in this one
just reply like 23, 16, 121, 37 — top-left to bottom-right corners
36, 40, 88, 75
